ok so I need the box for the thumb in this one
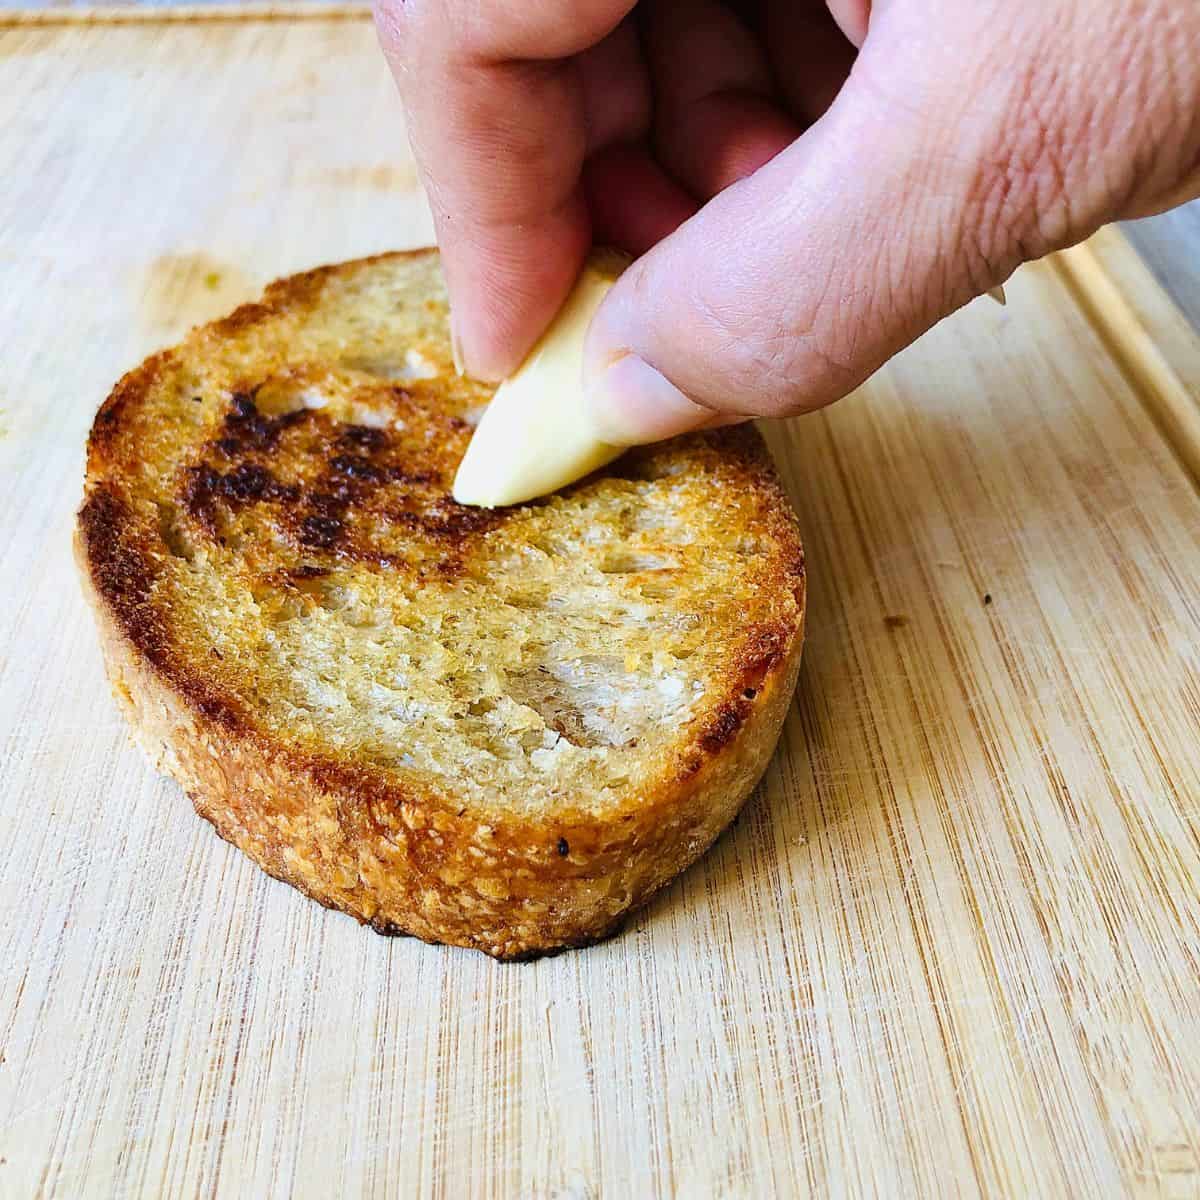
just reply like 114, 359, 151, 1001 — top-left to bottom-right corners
582, 31, 1045, 442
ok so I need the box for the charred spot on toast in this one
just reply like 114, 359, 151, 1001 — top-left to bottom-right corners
736, 623, 790, 689
337, 424, 389, 453
86, 352, 173, 467
182, 462, 298, 531
217, 389, 311, 453
174, 379, 506, 574
78, 487, 160, 638
698, 702, 749, 754
693, 622, 795, 755
77, 487, 247, 730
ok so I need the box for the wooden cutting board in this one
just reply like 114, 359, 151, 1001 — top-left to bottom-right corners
2, 15, 1200, 1199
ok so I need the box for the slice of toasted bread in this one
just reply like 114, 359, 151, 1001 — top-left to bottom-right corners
76, 250, 805, 959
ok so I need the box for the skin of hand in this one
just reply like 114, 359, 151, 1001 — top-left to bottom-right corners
375, 0, 1200, 443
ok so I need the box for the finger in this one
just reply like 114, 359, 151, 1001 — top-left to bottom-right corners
583, 143, 698, 255
654, 90, 803, 200
576, 18, 651, 151
642, 0, 775, 106
826, 0, 871, 48
763, 0, 857, 122
374, 0, 636, 380
577, 19, 691, 255
642, 0, 801, 196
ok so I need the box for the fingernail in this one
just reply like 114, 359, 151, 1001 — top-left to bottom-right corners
585, 354, 716, 446
449, 312, 466, 377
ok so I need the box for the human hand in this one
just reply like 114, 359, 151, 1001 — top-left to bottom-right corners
376, 0, 1200, 441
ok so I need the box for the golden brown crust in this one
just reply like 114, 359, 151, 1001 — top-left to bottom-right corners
76, 249, 805, 959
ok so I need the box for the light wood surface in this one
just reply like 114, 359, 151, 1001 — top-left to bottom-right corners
3, 19, 1200, 1200
0, 4, 369, 24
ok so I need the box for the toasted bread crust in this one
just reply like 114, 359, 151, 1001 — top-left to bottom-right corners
77, 250, 805, 959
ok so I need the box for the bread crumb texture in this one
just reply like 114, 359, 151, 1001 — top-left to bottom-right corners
77, 251, 805, 958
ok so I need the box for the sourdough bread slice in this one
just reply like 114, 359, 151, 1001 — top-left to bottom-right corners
76, 250, 805, 959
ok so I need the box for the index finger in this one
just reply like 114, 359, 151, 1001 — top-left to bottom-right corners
375, 0, 636, 380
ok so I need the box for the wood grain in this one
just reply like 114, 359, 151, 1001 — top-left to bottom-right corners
1054, 231, 1200, 486
2, 20, 1200, 1200
0, 5, 370, 27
